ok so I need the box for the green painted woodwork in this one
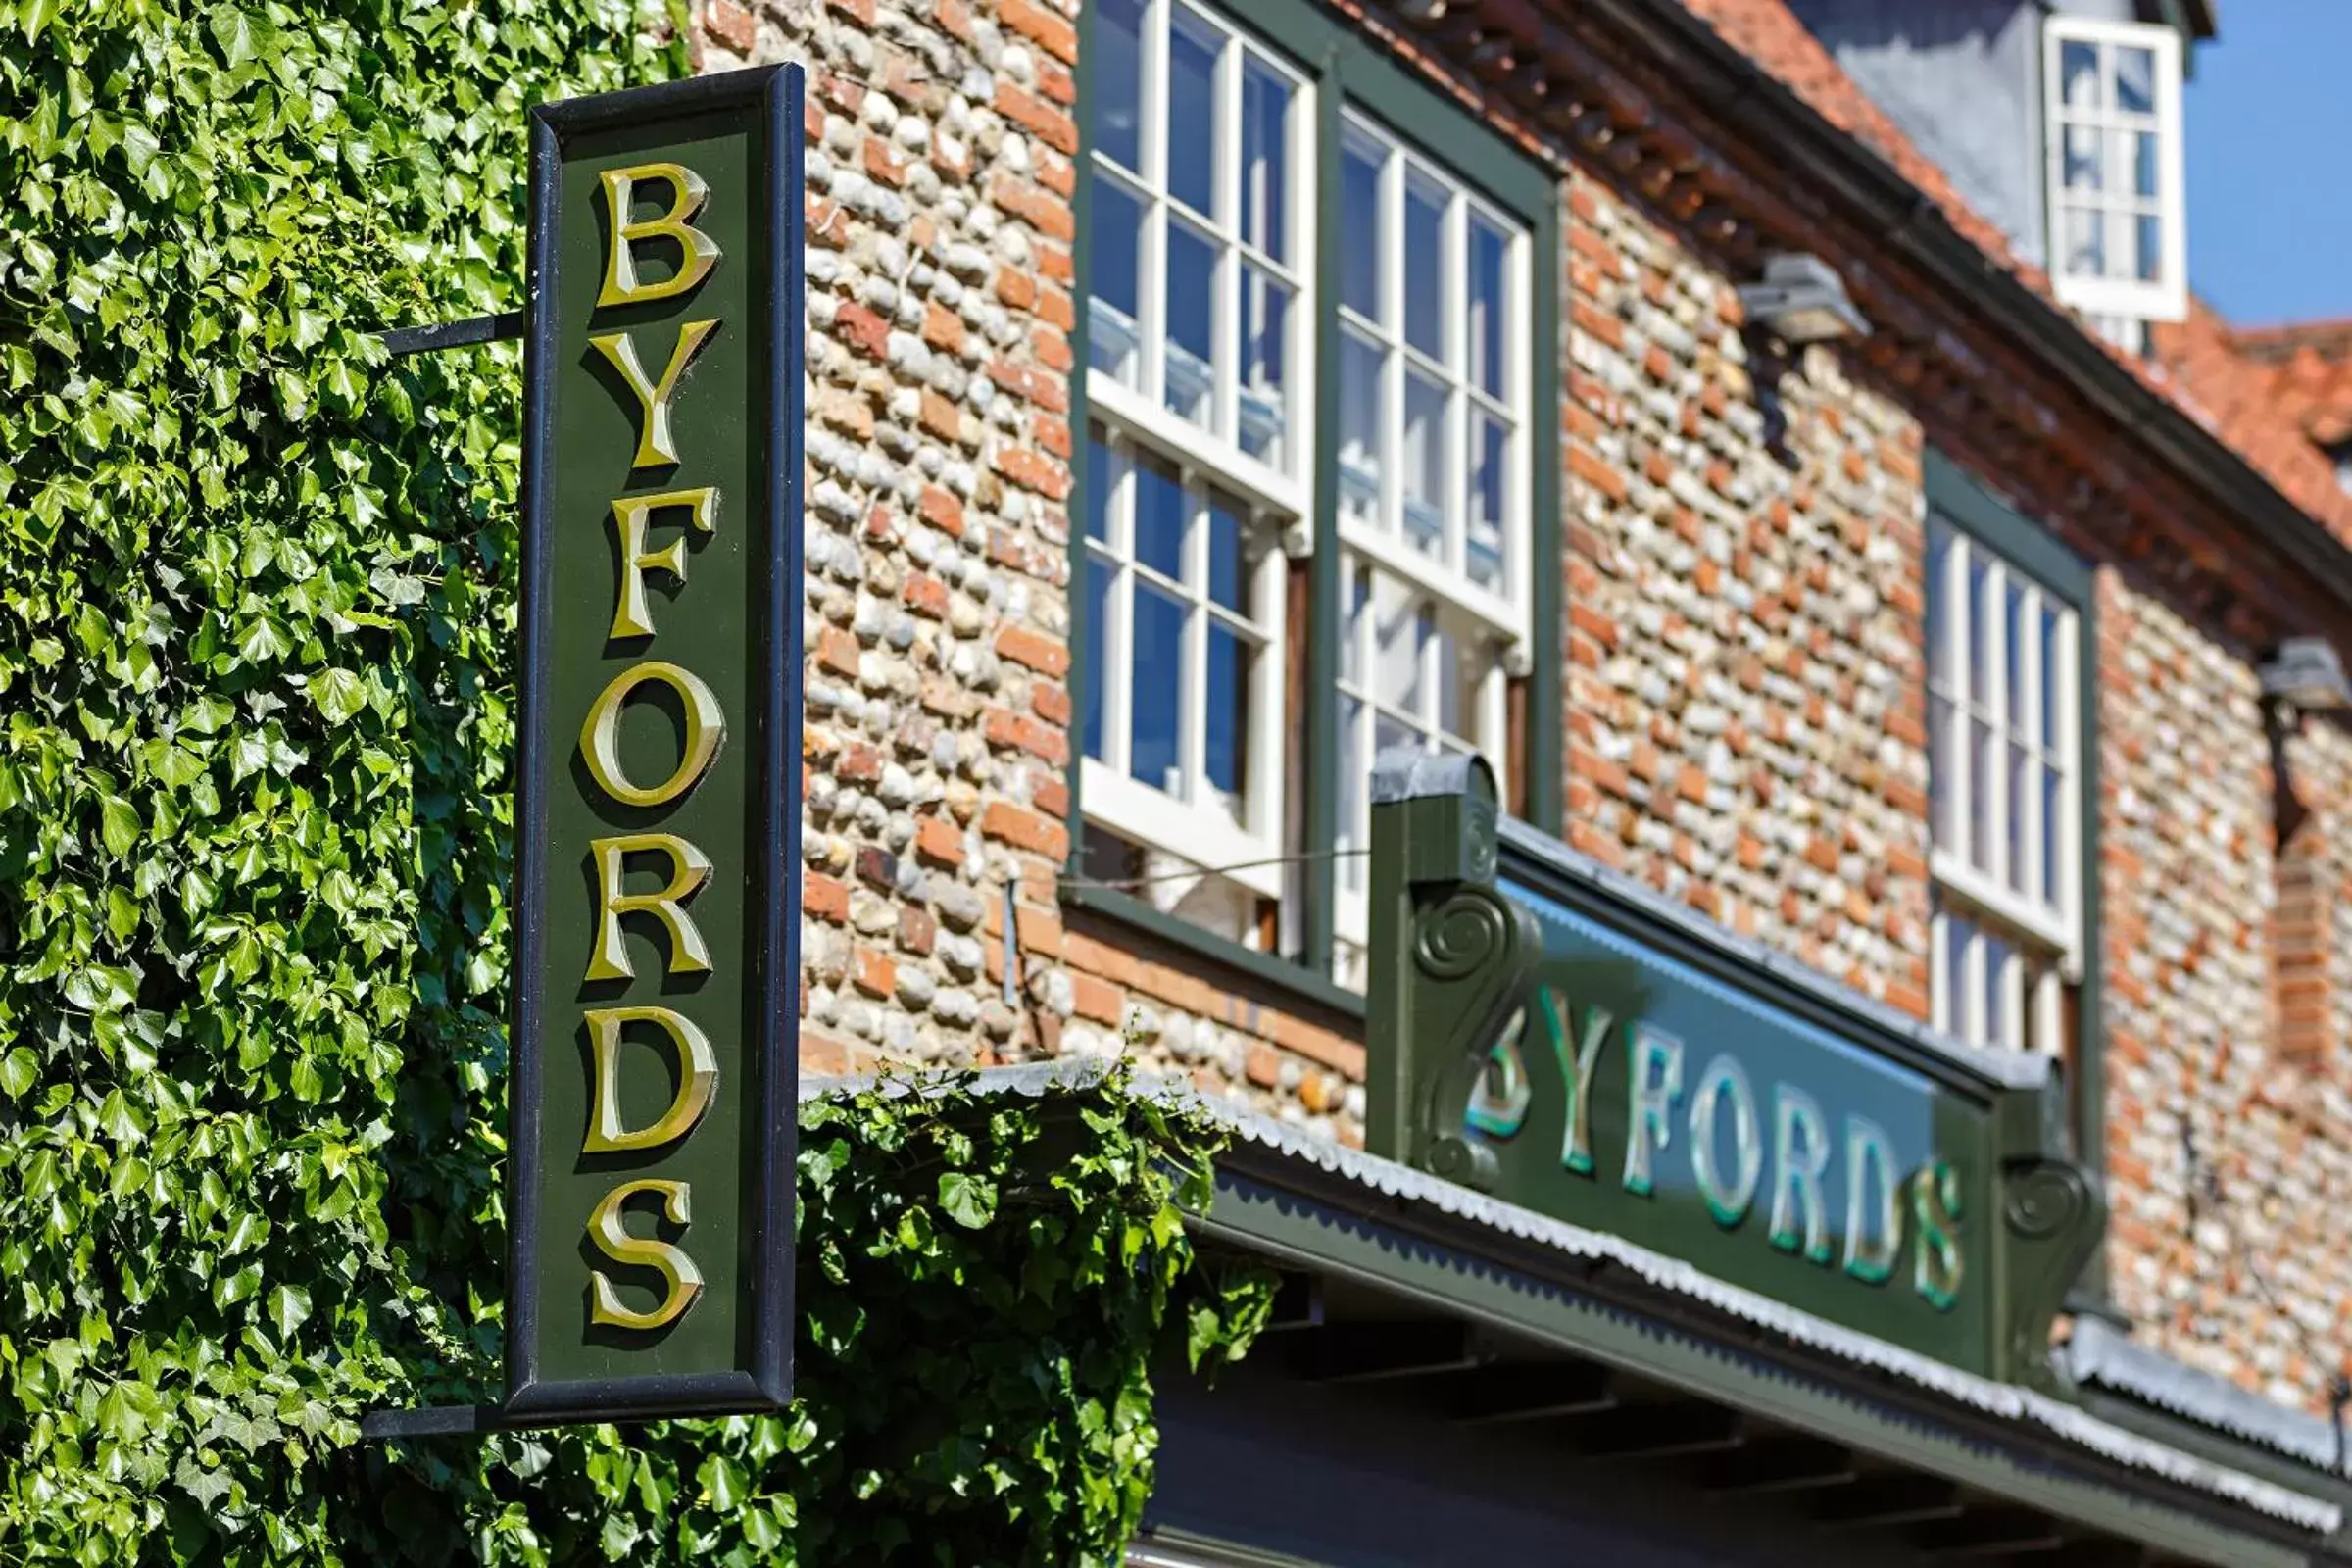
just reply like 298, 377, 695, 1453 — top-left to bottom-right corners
1364, 759, 2104, 1386
522, 100, 772, 1395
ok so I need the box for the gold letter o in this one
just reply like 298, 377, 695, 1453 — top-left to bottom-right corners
580, 660, 725, 808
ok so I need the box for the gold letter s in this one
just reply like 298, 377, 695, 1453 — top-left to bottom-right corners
588, 1179, 704, 1331
598, 163, 722, 308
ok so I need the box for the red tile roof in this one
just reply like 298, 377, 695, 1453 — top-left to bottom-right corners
1670, 0, 2352, 550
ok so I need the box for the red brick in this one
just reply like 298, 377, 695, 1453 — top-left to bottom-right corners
915, 814, 965, 868
903, 572, 950, 619
920, 388, 962, 443
1033, 775, 1069, 817
1072, 972, 1124, 1026
1031, 680, 1071, 724
997, 267, 1036, 311
817, 626, 860, 678
1244, 1043, 1282, 1089
1571, 299, 1625, 350
995, 81, 1077, 155
834, 301, 890, 361
854, 949, 895, 998
990, 175, 1075, 242
980, 800, 1070, 860
703, 0, 756, 52
992, 444, 1069, 500
996, 624, 1070, 676
805, 872, 850, 923
1014, 905, 1064, 957
864, 135, 906, 187
899, 906, 937, 956
935, 0, 971, 40
988, 359, 1068, 414
1569, 444, 1629, 504
838, 744, 882, 784
984, 705, 1069, 764
1000, 0, 1076, 62
922, 300, 965, 355
918, 485, 966, 537
1037, 286, 1075, 332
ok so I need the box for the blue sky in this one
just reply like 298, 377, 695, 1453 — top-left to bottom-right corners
2184, 3, 2352, 326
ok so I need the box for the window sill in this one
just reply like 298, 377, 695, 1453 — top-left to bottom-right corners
1058, 879, 1369, 1025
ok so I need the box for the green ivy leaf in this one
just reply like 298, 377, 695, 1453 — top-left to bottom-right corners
937, 1171, 999, 1230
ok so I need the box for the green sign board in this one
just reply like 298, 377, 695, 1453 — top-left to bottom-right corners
504, 67, 802, 1423
1363, 757, 2100, 1385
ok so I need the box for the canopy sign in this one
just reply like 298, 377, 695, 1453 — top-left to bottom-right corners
503, 67, 802, 1423
1362, 757, 2100, 1385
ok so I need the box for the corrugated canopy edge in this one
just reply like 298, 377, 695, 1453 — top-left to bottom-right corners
801, 1061, 2341, 1533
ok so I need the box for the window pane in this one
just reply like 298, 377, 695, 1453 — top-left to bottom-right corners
1237, 263, 1290, 466
1374, 710, 1418, 767
2043, 768, 2065, 909
1207, 490, 1248, 613
1339, 565, 1368, 688
1468, 411, 1508, 594
1134, 448, 1187, 580
1984, 933, 2013, 1048
1403, 370, 1448, 562
1403, 170, 1447, 360
2062, 205, 2104, 277
1164, 219, 1217, 428
2008, 742, 2033, 898
1130, 581, 1188, 796
1085, 424, 1113, 543
1166, 9, 1221, 217
1942, 911, 1974, 1034
1971, 715, 1997, 873
1926, 521, 1952, 690
1339, 329, 1384, 529
1929, 692, 1956, 853
1967, 554, 1991, 705
1090, 177, 1145, 387
1435, 619, 1464, 738
2005, 580, 2028, 737
1094, 0, 1145, 172
2040, 605, 2064, 751
1374, 576, 1425, 716
1340, 131, 1383, 318
1204, 621, 1250, 815
1468, 214, 1509, 399
2060, 40, 2099, 110
2062, 124, 2103, 192
2133, 213, 2162, 282
1083, 552, 1114, 762
1338, 696, 1368, 892
1239, 59, 1291, 263
2130, 130, 2158, 198
2116, 46, 2155, 114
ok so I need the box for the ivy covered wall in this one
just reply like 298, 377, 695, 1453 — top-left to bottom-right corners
0, 1, 1257, 1560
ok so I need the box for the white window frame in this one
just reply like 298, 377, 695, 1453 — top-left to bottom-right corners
1084, 0, 1312, 906
1082, 427, 1289, 900
1926, 514, 2082, 1056
1326, 115, 1533, 982
2042, 15, 2187, 324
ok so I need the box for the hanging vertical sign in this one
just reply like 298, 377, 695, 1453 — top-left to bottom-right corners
504, 65, 802, 1422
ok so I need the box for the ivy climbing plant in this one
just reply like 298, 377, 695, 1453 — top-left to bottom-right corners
0, 0, 1268, 1561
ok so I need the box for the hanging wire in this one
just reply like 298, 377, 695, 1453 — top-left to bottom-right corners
1061, 846, 1369, 893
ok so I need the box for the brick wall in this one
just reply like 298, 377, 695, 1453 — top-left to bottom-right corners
2097, 571, 2352, 1409
732, 0, 1366, 1136
1563, 166, 1933, 1014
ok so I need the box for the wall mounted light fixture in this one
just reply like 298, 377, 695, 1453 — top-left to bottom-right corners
1735, 252, 1872, 345
2259, 637, 2351, 729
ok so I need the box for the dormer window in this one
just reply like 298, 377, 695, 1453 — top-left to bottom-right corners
2043, 17, 2187, 328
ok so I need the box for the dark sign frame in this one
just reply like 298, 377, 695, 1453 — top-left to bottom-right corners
503, 64, 803, 1425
